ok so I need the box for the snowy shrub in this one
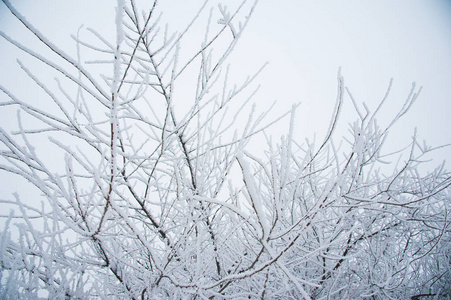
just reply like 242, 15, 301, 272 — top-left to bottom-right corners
0, 0, 450, 299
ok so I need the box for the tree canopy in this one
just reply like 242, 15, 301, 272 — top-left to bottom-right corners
0, 0, 450, 299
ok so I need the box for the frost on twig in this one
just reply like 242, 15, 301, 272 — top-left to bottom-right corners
0, 0, 450, 299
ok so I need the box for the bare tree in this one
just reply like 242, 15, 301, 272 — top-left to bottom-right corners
0, 0, 450, 299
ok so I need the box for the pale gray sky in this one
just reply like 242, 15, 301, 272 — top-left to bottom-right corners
239, 1, 451, 156
1, 0, 450, 163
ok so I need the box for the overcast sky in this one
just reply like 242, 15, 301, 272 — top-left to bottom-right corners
1, 0, 450, 164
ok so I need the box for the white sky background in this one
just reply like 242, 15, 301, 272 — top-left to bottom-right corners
1, 0, 451, 165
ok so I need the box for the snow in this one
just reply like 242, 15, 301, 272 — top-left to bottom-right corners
236, 151, 269, 240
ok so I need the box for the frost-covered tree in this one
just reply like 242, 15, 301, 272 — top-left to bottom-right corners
0, 0, 450, 299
